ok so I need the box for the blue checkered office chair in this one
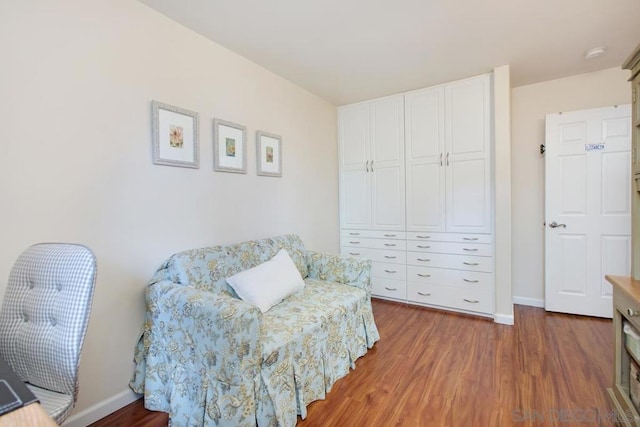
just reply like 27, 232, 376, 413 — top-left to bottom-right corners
0, 243, 97, 423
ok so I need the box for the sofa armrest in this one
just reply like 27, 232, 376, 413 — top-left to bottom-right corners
130, 280, 262, 396
306, 251, 372, 294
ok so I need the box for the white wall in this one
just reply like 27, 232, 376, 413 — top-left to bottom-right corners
493, 65, 513, 324
511, 67, 631, 305
0, 0, 338, 422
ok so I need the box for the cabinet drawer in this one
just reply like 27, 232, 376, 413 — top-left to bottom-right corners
372, 262, 407, 280
406, 266, 494, 291
407, 282, 494, 314
615, 286, 640, 332
341, 237, 406, 251
406, 232, 492, 244
407, 241, 492, 256
341, 229, 407, 239
341, 247, 406, 264
407, 252, 494, 273
371, 278, 407, 300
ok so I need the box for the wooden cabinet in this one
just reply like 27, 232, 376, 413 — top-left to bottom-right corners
339, 74, 494, 318
623, 46, 640, 187
406, 232, 494, 315
405, 75, 492, 234
338, 95, 405, 231
606, 275, 640, 426
341, 230, 407, 302
623, 44, 640, 280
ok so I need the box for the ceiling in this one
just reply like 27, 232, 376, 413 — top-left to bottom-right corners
140, 0, 640, 106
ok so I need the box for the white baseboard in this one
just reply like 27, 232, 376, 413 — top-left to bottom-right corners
494, 313, 514, 325
513, 296, 545, 308
62, 389, 141, 427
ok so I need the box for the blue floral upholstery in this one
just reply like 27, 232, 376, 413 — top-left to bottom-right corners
130, 234, 379, 426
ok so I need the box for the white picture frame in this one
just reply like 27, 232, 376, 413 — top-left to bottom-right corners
256, 131, 282, 177
151, 101, 199, 168
213, 118, 247, 173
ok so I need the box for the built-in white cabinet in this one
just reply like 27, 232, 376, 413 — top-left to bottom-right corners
339, 74, 494, 318
339, 95, 405, 231
405, 74, 492, 234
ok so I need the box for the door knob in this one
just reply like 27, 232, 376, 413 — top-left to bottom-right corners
548, 221, 566, 228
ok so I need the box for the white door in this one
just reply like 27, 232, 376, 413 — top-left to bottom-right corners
339, 103, 370, 229
405, 87, 446, 232
545, 105, 632, 318
445, 75, 492, 234
370, 95, 406, 230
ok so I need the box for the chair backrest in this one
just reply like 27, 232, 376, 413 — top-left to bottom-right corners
0, 243, 97, 397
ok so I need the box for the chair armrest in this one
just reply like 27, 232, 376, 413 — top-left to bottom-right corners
306, 251, 372, 294
130, 280, 262, 395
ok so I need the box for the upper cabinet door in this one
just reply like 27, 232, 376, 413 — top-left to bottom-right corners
445, 75, 492, 233
446, 75, 491, 159
370, 95, 406, 230
339, 103, 371, 229
340, 103, 370, 167
405, 87, 446, 232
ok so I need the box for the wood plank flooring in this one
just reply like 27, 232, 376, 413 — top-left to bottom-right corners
90, 299, 615, 426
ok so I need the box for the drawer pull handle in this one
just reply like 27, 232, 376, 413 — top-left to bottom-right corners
417, 235, 430, 239
463, 299, 479, 304
349, 241, 361, 244
384, 255, 397, 259
384, 287, 397, 291
349, 252, 360, 256
463, 262, 479, 266
417, 258, 431, 262
628, 308, 640, 317
418, 292, 431, 296
417, 273, 431, 278
463, 279, 479, 283
349, 232, 360, 236
417, 245, 430, 249
463, 248, 478, 252
384, 269, 397, 274
384, 243, 396, 247
463, 237, 478, 241
384, 234, 397, 237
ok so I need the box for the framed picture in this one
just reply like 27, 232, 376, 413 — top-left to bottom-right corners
151, 101, 199, 168
213, 118, 247, 173
256, 131, 282, 177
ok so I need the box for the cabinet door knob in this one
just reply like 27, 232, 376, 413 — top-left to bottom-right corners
384, 234, 396, 237
417, 245, 430, 249
417, 273, 431, 278
384, 255, 396, 259
417, 235, 430, 239
463, 262, 479, 266
463, 237, 478, 241
384, 287, 397, 291
349, 252, 360, 256
384, 243, 396, 247
417, 258, 431, 262
463, 279, 479, 283
418, 292, 432, 296
463, 248, 478, 252
628, 308, 639, 317
384, 269, 397, 274
365, 161, 369, 172
464, 299, 480, 304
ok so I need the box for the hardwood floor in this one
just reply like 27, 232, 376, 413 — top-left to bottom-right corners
90, 299, 615, 426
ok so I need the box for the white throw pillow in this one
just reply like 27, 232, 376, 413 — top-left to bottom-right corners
226, 249, 305, 313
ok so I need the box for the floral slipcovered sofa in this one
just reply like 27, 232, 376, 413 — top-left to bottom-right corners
130, 234, 380, 426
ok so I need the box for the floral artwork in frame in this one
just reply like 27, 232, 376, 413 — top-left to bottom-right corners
151, 100, 199, 168
256, 131, 282, 177
213, 118, 247, 173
